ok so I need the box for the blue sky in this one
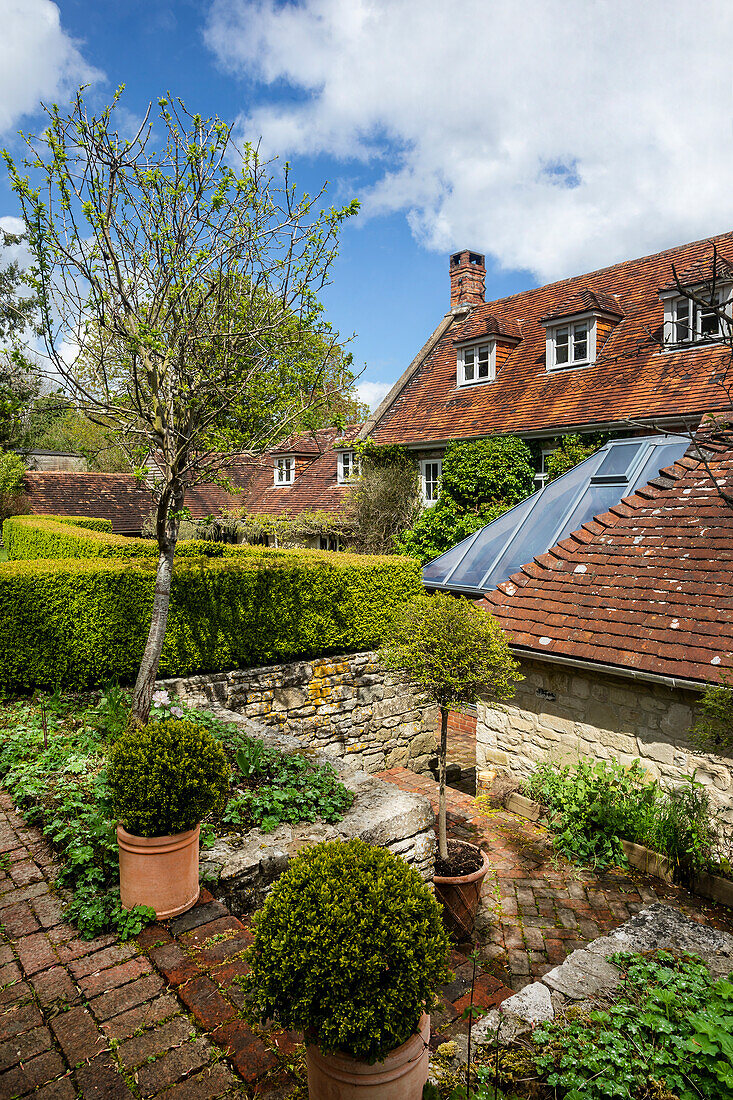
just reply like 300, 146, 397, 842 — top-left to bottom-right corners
3, 0, 733, 408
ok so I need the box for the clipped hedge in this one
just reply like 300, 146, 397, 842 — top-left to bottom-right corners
3, 514, 224, 561
0, 549, 422, 690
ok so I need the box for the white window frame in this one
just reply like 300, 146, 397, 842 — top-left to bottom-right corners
662, 284, 731, 346
534, 446, 554, 489
337, 451, 360, 484
421, 459, 442, 505
274, 456, 294, 485
545, 314, 597, 372
456, 340, 496, 387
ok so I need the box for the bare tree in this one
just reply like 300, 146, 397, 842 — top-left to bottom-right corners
4, 89, 358, 723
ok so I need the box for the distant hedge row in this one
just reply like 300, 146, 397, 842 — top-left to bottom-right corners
3, 514, 225, 560
0, 518, 422, 690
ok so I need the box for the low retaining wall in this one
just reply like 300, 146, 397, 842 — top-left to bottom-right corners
196, 705, 436, 912
160, 651, 439, 776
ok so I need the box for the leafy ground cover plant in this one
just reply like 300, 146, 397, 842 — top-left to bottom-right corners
0, 688, 354, 937
524, 757, 725, 884
529, 951, 733, 1100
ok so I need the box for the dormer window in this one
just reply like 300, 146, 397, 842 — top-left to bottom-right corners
457, 341, 495, 386
663, 287, 730, 345
274, 456, 294, 485
545, 316, 595, 371
337, 451, 360, 484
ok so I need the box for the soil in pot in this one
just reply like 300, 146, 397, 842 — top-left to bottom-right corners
305, 1012, 430, 1100
433, 839, 490, 941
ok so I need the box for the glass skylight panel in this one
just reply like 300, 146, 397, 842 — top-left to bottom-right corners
422, 435, 689, 595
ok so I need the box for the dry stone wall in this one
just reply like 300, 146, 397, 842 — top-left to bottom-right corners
159, 651, 438, 775
477, 657, 733, 830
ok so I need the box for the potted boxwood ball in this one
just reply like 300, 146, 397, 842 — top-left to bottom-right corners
240, 837, 451, 1100
108, 718, 229, 919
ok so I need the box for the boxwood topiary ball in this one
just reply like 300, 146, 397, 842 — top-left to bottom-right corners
240, 837, 452, 1063
108, 718, 229, 837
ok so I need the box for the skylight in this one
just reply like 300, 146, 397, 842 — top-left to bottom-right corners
422, 435, 690, 595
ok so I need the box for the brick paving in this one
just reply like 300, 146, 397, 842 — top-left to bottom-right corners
4, 764, 733, 1096
378, 767, 733, 1003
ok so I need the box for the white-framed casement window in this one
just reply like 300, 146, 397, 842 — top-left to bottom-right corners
663, 287, 730, 345
533, 446, 554, 489
274, 456, 294, 485
337, 451, 360, 484
545, 317, 595, 371
456, 341, 495, 386
421, 459, 442, 505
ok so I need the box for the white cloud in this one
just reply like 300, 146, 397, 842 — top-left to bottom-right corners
206, 0, 733, 281
0, 0, 101, 135
356, 380, 391, 410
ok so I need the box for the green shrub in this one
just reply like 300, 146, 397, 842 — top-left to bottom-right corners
693, 676, 733, 751
108, 718, 229, 836
2, 514, 224, 560
0, 549, 421, 690
49, 515, 113, 532
241, 838, 451, 1062
525, 758, 723, 882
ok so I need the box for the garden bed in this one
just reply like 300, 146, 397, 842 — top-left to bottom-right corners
479, 759, 733, 910
0, 690, 435, 940
428, 905, 733, 1099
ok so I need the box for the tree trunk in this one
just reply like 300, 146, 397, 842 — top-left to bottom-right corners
438, 705, 449, 862
131, 482, 182, 726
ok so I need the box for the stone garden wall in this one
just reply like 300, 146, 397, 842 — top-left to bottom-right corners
477, 656, 733, 831
160, 650, 438, 775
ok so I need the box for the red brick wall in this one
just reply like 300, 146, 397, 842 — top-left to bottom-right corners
447, 709, 477, 736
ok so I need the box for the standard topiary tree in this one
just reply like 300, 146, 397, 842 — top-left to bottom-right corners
381, 591, 519, 864
241, 837, 451, 1063
107, 718, 229, 837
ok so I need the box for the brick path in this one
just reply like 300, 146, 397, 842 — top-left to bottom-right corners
377, 767, 733, 1005
4, 770, 733, 1097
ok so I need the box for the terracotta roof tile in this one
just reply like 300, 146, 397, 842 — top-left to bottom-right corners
479, 443, 733, 683
371, 231, 733, 446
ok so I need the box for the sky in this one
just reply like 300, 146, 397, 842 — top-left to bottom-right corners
2, 0, 733, 409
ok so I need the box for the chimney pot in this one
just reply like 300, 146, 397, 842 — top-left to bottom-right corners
450, 249, 486, 308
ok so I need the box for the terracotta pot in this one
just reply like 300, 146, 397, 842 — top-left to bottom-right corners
433, 842, 490, 939
117, 823, 200, 920
305, 1012, 430, 1100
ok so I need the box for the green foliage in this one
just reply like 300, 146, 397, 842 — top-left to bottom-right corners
396, 436, 534, 563
241, 838, 452, 1062
3, 514, 224, 560
693, 676, 733, 751
219, 509, 352, 549
0, 694, 154, 940
224, 749, 353, 833
381, 590, 519, 711
525, 758, 724, 882
0, 451, 25, 494
347, 441, 421, 554
530, 951, 733, 1100
544, 432, 606, 482
107, 718, 230, 837
0, 541, 422, 691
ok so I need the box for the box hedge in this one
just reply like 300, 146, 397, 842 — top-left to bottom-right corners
3, 514, 225, 561
0, 547, 422, 690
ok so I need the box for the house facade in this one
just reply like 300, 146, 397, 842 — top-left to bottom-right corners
360, 233, 733, 498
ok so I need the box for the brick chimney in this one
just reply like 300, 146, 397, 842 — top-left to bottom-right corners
450, 250, 486, 308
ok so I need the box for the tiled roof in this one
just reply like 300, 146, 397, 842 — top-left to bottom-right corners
22, 472, 241, 534
232, 425, 362, 516
479, 440, 733, 684
370, 230, 733, 446
658, 249, 733, 292
452, 314, 522, 344
539, 288, 624, 323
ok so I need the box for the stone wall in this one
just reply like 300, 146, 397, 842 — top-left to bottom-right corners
195, 706, 436, 912
160, 651, 439, 775
477, 657, 733, 830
